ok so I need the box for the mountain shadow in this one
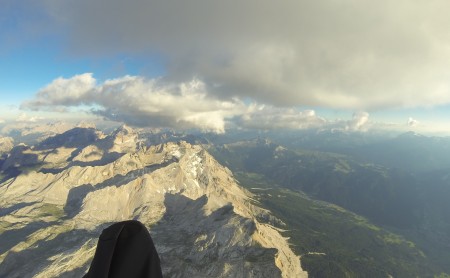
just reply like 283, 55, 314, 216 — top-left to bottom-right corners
64, 157, 179, 218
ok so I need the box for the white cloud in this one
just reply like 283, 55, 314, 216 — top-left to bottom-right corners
26, 75, 441, 135
16, 113, 44, 123
32, 0, 450, 110
330, 112, 371, 132
22, 73, 96, 111
22, 74, 335, 133
348, 112, 370, 131
408, 117, 419, 127
23, 75, 245, 133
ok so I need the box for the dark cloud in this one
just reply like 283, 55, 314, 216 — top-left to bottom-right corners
0, 0, 59, 53
36, 0, 450, 110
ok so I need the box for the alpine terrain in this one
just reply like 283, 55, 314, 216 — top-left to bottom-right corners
0, 126, 307, 277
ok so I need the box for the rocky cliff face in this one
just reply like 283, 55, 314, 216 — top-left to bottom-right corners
0, 127, 307, 277
0, 137, 13, 155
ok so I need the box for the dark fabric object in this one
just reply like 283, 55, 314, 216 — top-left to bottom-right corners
84, 220, 163, 278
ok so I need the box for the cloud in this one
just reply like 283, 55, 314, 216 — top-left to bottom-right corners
349, 112, 370, 131
23, 74, 336, 133
0, 0, 58, 53
23, 75, 245, 133
237, 106, 325, 130
33, 0, 450, 110
408, 117, 419, 127
22, 73, 96, 111
16, 113, 44, 123
330, 111, 370, 132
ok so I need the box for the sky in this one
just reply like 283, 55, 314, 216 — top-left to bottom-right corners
1, 0, 450, 135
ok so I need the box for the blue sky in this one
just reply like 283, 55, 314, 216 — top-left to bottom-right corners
1, 0, 450, 135
0, 39, 164, 105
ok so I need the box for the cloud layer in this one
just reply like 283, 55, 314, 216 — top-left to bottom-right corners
237, 106, 325, 130
23, 74, 336, 132
28, 74, 441, 134
31, 0, 450, 110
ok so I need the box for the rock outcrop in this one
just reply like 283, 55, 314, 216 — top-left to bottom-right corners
0, 137, 13, 155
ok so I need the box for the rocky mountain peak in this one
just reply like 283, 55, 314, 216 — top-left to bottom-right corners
0, 137, 14, 155
113, 124, 135, 136
107, 125, 139, 152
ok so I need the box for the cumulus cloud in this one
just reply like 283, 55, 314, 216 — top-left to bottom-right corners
23, 74, 337, 133
22, 73, 96, 111
23, 75, 246, 133
33, 0, 450, 110
408, 117, 419, 127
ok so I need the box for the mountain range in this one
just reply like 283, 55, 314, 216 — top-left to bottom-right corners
0, 126, 306, 277
1, 125, 449, 277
